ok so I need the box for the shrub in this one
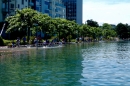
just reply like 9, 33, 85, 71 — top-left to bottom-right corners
3, 39, 13, 46
0, 36, 4, 46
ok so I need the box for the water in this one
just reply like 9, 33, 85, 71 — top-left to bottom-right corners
0, 41, 130, 86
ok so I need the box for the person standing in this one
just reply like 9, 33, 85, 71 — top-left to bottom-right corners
34, 37, 38, 47
16, 37, 20, 47
23, 36, 26, 45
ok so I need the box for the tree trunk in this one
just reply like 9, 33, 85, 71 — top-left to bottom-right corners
58, 31, 60, 41
27, 27, 30, 44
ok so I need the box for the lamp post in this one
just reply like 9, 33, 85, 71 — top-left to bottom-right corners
0, 13, 9, 36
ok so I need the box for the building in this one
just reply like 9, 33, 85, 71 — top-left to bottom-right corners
0, 0, 2, 22
62, 0, 83, 24
9, 0, 29, 16
0, 0, 29, 21
28, 0, 41, 12
0, 0, 9, 22
29, 0, 66, 18
0, 0, 66, 21
0, 0, 66, 39
39, 0, 66, 18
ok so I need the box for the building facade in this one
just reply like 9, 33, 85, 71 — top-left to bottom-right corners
0, 0, 66, 21
0, 0, 9, 22
62, 0, 82, 24
0, 0, 29, 22
0, 0, 2, 22
40, 0, 66, 18
9, 0, 29, 15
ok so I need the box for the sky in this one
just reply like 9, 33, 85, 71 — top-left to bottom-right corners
83, 0, 130, 25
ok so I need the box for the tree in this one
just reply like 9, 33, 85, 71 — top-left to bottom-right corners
85, 19, 99, 27
116, 23, 128, 39
102, 29, 117, 39
0, 36, 4, 46
51, 18, 65, 40
102, 23, 112, 30
5, 8, 42, 43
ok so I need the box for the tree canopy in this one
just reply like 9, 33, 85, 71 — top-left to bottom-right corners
5, 8, 120, 42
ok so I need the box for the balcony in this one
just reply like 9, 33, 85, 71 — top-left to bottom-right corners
29, 2, 34, 6
45, 9, 50, 13
45, 0, 52, 3
55, 8, 59, 12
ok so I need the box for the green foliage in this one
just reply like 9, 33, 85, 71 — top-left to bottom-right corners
102, 23, 112, 30
0, 36, 4, 46
102, 29, 117, 39
85, 19, 99, 27
116, 23, 128, 39
5, 8, 51, 42
5, 8, 119, 42
3, 39, 16, 46
29, 36, 35, 44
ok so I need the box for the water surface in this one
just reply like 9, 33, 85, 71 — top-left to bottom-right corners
0, 41, 130, 86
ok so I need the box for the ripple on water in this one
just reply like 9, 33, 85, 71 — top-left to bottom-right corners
80, 42, 130, 86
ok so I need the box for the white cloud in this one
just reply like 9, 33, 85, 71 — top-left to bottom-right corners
83, 1, 130, 25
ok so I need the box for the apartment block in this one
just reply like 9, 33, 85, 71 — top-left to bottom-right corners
35, 0, 66, 18
0, 0, 9, 22
62, 0, 83, 24
9, 0, 29, 15
30, 0, 66, 18
0, 0, 71, 22
0, 0, 2, 22
0, 0, 29, 22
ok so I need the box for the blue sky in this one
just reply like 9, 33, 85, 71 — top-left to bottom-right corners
83, 0, 130, 25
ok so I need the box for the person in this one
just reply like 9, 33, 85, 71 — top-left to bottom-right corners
62, 38, 65, 44
16, 37, 20, 47
23, 36, 26, 45
34, 38, 38, 47
12, 41, 15, 48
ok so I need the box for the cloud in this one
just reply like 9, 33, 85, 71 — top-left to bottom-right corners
83, 1, 130, 25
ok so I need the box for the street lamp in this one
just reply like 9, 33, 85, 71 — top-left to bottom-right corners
0, 13, 9, 36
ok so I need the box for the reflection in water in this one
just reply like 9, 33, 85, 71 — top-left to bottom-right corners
0, 45, 83, 86
80, 42, 130, 86
1, 42, 130, 86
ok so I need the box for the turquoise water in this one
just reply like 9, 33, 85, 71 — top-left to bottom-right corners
0, 42, 130, 86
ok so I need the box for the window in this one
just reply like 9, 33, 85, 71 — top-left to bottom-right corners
10, 4, 14, 8
36, 7, 39, 11
36, 0, 40, 2
18, 4, 20, 8
22, 0, 24, 5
